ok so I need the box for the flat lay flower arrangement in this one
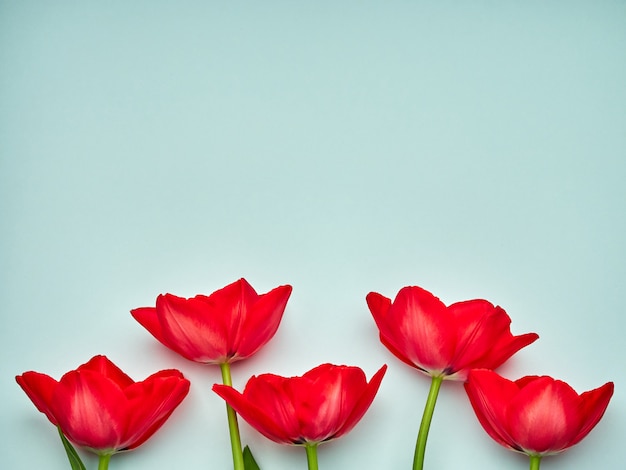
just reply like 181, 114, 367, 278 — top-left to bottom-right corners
16, 278, 614, 470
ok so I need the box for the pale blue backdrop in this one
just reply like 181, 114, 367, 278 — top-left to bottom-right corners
1, 2, 624, 469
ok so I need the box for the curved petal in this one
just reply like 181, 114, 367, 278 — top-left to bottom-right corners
448, 300, 503, 372
334, 364, 387, 439
483, 331, 539, 372
378, 333, 425, 371
131, 306, 177, 351
204, 278, 259, 352
387, 286, 454, 372
368, 288, 454, 373
235, 284, 292, 360
449, 303, 538, 379
213, 382, 294, 443
295, 364, 368, 442
123, 371, 190, 450
77, 355, 134, 388
156, 293, 229, 363
245, 373, 305, 442
366, 291, 393, 337
15, 372, 59, 425
464, 370, 521, 451
507, 377, 581, 454
568, 381, 614, 448
467, 305, 538, 372
51, 370, 128, 451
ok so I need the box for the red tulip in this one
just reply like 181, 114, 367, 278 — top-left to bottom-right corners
131, 278, 292, 364
465, 369, 614, 457
367, 286, 538, 380
212, 363, 387, 445
16, 355, 190, 455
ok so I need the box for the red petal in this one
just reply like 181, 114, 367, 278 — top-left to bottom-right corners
156, 293, 229, 363
366, 291, 392, 334
213, 382, 293, 443
568, 381, 614, 448
385, 286, 454, 373
234, 284, 292, 360
294, 364, 368, 442
335, 364, 387, 439
16, 372, 59, 425
448, 303, 538, 379
378, 334, 423, 371
472, 306, 538, 371
204, 278, 259, 351
244, 373, 305, 441
507, 377, 581, 454
368, 293, 417, 365
447, 300, 501, 372
464, 370, 521, 451
484, 331, 539, 370
51, 370, 128, 451
123, 371, 190, 450
131, 306, 175, 351
77, 355, 134, 388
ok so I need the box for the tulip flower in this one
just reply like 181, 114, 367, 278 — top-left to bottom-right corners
366, 285, 538, 470
213, 363, 387, 470
465, 370, 614, 470
131, 278, 292, 470
16, 355, 190, 470
130, 278, 292, 365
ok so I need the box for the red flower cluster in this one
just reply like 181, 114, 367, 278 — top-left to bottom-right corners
16, 279, 613, 470
367, 284, 614, 469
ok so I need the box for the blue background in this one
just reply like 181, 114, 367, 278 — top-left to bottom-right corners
1, 2, 624, 469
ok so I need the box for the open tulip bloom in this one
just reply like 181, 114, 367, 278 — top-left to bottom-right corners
465, 369, 614, 470
367, 285, 539, 470
14, 278, 615, 470
131, 278, 292, 470
213, 363, 387, 470
16, 355, 190, 470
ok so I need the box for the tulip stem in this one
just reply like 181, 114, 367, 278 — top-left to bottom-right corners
220, 362, 245, 470
529, 455, 542, 470
305, 443, 319, 470
413, 375, 443, 470
98, 454, 111, 470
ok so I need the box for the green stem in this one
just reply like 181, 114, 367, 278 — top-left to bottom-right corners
529, 455, 542, 470
413, 375, 444, 470
305, 443, 319, 470
220, 362, 244, 470
98, 454, 111, 470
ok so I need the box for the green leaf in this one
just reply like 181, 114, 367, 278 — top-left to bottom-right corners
57, 427, 87, 470
243, 445, 261, 470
